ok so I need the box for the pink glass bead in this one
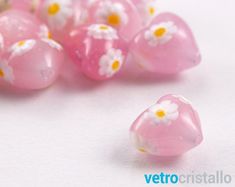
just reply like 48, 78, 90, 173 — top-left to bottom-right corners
0, 39, 64, 89
130, 94, 203, 156
64, 24, 127, 80
0, 10, 47, 49
87, 0, 142, 41
130, 13, 201, 74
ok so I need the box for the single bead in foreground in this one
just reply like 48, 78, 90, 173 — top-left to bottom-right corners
130, 94, 203, 156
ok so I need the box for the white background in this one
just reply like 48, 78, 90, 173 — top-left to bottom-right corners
1, 0, 235, 186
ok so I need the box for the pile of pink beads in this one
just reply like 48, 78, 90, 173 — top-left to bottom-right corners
0, 0, 201, 90
0, 0, 203, 157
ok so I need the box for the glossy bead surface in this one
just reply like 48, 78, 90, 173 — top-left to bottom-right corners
0, 10, 44, 49
130, 94, 203, 156
0, 39, 64, 89
64, 24, 127, 80
130, 13, 201, 74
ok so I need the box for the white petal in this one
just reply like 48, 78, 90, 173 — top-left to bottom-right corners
144, 30, 152, 40
42, 38, 63, 51
113, 3, 124, 11
159, 35, 172, 44
87, 24, 117, 40
167, 112, 179, 121
169, 25, 178, 34
160, 100, 172, 106
152, 115, 161, 124
99, 68, 107, 76
119, 10, 128, 25
166, 103, 178, 114
99, 55, 110, 66
107, 48, 116, 58
150, 24, 159, 32
105, 68, 114, 77
10, 40, 36, 58
146, 110, 157, 119
161, 117, 170, 124
115, 49, 122, 57
149, 104, 162, 113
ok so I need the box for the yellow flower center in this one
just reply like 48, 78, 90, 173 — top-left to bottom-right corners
155, 109, 166, 119
149, 7, 155, 16
154, 27, 167, 38
17, 41, 26, 47
99, 25, 109, 30
48, 32, 52, 39
138, 147, 147, 153
0, 69, 4, 78
48, 3, 60, 16
112, 60, 120, 71
107, 13, 121, 26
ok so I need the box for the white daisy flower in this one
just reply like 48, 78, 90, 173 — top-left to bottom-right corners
130, 132, 156, 154
38, 25, 52, 39
10, 39, 36, 58
146, 0, 158, 17
0, 33, 4, 51
147, 100, 179, 125
144, 22, 177, 46
96, 1, 128, 27
138, 0, 158, 24
42, 38, 63, 51
0, 60, 14, 84
87, 24, 118, 40
99, 48, 124, 78
44, 0, 73, 30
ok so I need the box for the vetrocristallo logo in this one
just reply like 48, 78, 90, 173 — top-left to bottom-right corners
144, 171, 233, 185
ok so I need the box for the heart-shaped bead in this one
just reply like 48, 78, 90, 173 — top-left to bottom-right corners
87, 0, 142, 41
0, 39, 64, 89
130, 94, 203, 156
129, 13, 201, 74
64, 24, 127, 80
